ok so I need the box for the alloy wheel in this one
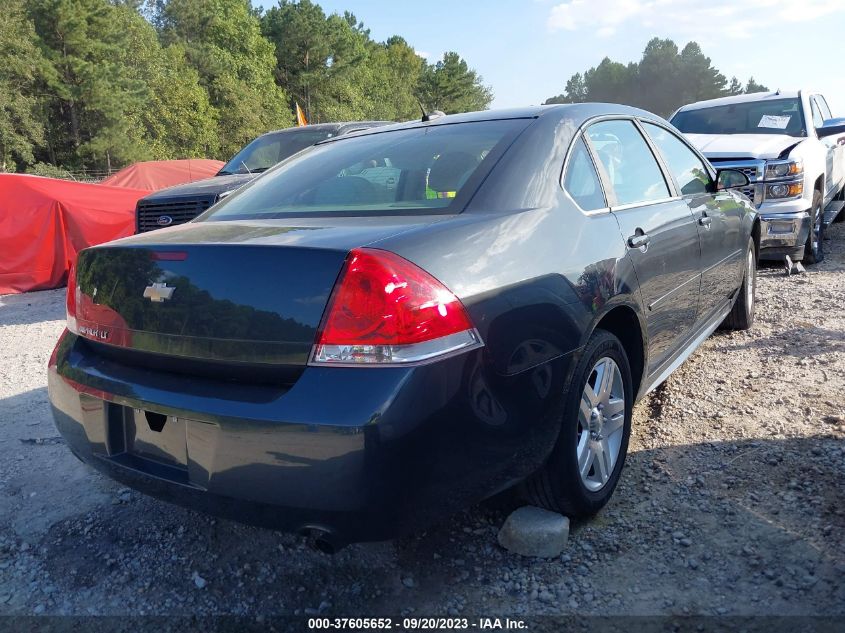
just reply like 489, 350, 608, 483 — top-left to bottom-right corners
812, 207, 822, 256
745, 249, 755, 309
577, 357, 626, 492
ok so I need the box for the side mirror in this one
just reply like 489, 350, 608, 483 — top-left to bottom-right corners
716, 169, 750, 191
817, 118, 845, 139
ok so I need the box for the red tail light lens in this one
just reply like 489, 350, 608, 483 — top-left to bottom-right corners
66, 262, 79, 334
312, 248, 481, 365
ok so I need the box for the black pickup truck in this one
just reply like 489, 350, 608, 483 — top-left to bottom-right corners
135, 121, 389, 233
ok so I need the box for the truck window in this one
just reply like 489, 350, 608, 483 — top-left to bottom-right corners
810, 98, 824, 129
816, 95, 833, 121
586, 120, 670, 206
672, 98, 806, 137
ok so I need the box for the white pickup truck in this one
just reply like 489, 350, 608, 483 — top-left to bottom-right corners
672, 90, 845, 264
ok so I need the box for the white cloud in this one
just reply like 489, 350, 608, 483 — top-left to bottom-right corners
414, 50, 433, 59
547, 0, 845, 40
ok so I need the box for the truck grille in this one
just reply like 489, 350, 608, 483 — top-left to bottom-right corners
136, 196, 215, 233
738, 186, 756, 201
708, 159, 766, 207
734, 166, 760, 182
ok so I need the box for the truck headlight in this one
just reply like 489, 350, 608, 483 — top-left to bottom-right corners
765, 160, 803, 179
766, 182, 803, 199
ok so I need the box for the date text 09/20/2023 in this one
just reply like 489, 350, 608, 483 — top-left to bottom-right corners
306, 617, 528, 630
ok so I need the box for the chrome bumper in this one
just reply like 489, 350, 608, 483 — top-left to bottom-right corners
758, 211, 811, 259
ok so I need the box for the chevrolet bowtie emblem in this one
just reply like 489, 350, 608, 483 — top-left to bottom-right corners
143, 282, 175, 303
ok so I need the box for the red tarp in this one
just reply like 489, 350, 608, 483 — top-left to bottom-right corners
0, 174, 148, 295
100, 159, 224, 191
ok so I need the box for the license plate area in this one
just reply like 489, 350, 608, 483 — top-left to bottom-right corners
127, 409, 188, 468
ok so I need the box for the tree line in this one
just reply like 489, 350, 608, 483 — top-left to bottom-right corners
545, 38, 769, 117
0, 0, 493, 174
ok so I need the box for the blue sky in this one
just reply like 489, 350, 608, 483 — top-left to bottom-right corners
258, 0, 845, 115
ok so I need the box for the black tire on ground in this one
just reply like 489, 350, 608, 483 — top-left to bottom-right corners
522, 329, 633, 518
834, 186, 845, 222
803, 190, 824, 264
722, 239, 757, 331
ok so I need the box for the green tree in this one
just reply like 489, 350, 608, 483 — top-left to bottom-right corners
544, 72, 586, 105
261, 1, 373, 122
634, 38, 681, 113
546, 38, 769, 117
676, 42, 728, 106
727, 76, 744, 96
29, 0, 151, 170
0, 0, 48, 171
112, 4, 219, 159
417, 52, 493, 114
157, 0, 292, 157
360, 36, 425, 121
745, 77, 769, 93
583, 58, 635, 104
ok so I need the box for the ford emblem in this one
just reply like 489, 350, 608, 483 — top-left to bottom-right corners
157, 215, 173, 227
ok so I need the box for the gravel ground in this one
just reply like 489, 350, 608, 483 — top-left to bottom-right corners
0, 223, 843, 619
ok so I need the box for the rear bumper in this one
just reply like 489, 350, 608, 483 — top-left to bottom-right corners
758, 210, 811, 260
48, 331, 570, 543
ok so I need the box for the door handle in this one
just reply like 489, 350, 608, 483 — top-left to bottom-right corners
627, 232, 650, 250
699, 215, 712, 228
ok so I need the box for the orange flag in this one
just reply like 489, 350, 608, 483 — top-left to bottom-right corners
295, 103, 308, 127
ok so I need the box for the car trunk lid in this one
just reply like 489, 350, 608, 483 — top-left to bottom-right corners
73, 217, 445, 376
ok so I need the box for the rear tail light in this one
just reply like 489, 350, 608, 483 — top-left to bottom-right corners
66, 262, 79, 334
312, 248, 482, 365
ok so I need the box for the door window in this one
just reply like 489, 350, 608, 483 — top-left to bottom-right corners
816, 95, 833, 121
810, 98, 824, 129
586, 120, 670, 206
563, 137, 606, 210
642, 122, 714, 196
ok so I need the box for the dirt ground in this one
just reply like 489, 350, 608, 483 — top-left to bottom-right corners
0, 223, 843, 620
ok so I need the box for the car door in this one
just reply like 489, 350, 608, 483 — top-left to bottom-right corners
585, 118, 702, 376
641, 121, 743, 324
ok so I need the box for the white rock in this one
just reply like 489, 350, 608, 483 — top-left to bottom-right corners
497, 506, 570, 558
192, 572, 207, 589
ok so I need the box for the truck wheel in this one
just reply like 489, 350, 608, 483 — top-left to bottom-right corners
522, 330, 632, 518
803, 190, 824, 264
722, 239, 756, 331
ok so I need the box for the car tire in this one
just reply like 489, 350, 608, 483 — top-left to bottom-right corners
523, 329, 632, 518
722, 239, 756, 331
803, 190, 824, 264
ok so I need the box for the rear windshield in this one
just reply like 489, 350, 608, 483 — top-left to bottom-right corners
218, 128, 338, 175
202, 119, 529, 220
672, 98, 806, 137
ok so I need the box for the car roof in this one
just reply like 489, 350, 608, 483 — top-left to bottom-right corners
677, 91, 803, 112
257, 121, 391, 139
316, 103, 668, 143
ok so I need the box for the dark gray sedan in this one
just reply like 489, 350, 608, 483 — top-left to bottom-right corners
49, 104, 758, 549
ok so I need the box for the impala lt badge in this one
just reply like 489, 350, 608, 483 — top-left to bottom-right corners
143, 282, 175, 303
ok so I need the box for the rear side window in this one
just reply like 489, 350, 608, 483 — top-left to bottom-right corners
563, 138, 606, 210
204, 119, 529, 219
642, 122, 713, 195
586, 120, 670, 206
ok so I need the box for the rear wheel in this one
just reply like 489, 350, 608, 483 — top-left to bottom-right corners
803, 190, 824, 264
523, 330, 632, 517
722, 239, 756, 331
